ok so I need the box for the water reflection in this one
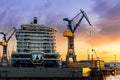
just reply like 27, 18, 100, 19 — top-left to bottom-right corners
106, 75, 120, 80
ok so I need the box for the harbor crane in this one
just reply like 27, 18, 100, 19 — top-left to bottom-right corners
0, 27, 16, 66
92, 49, 99, 60
63, 9, 92, 63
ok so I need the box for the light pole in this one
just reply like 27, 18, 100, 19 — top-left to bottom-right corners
114, 54, 116, 68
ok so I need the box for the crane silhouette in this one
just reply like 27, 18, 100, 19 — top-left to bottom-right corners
0, 27, 16, 66
63, 9, 92, 63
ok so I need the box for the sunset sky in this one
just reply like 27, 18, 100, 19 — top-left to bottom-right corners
0, 0, 120, 62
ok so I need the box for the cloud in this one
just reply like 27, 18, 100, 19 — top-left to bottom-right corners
0, 0, 52, 31
104, 2, 120, 19
91, 1, 120, 46
92, 0, 110, 16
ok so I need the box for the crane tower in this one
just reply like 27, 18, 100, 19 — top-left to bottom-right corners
63, 9, 92, 63
0, 27, 16, 66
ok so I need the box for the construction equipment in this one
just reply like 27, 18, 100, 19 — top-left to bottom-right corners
0, 27, 16, 66
92, 49, 99, 60
63, 9, 92, 63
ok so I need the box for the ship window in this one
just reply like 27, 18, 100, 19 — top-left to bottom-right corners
31, 53, 43, 61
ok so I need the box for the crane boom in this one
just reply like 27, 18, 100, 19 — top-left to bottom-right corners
0, 27, 16, 42
80, 9, 92, 26
63, 9, 92, 33
71, 11, 81, 21
6, 27, 16, 42
63, 10, 82, 33
73, 9, 92, 33
73, 15, 84, 33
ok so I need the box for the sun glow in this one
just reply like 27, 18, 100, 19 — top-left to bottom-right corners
56, 36, 120, 62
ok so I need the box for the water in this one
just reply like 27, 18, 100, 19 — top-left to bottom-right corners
106, 75, 120, 80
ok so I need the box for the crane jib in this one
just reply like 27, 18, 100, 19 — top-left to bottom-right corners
63, 9, 92, 34
73, 15, 84, 33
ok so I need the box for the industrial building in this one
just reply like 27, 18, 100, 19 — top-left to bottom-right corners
80, 60, 104, 68
105, 62, 120, 68
16, 17, 56, 53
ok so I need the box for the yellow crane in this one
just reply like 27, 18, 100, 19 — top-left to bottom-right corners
0, 27, 16, 66
63, 9, 92, 63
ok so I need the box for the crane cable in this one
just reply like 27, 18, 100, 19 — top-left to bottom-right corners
87, 26, 93, 60
90, 26, 93, 49
89, 26, 99, 60
5, 27, 13, 35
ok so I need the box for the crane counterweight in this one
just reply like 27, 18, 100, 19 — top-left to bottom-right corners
0, 41, 8, 46
63, 31, 73, 37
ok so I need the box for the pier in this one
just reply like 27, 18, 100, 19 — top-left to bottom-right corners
0, 67, 86, 80
0, 66, 120, 80
90, 68, 120, 80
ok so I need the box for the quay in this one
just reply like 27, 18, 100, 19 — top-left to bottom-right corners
101, 68, 120, 75
0, 67, 88, 80
0, 67, 120, 80
89, 68, 120, 80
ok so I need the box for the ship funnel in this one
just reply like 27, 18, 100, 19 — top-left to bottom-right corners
33, 17, 37, 24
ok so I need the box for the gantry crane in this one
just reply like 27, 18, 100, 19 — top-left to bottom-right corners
63, 9, 92, 63
0, 27, 16, 66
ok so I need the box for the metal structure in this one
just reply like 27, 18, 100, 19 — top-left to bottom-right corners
0, 27, 16, 66
63, 9, 92, 63
92, 49, 99, 60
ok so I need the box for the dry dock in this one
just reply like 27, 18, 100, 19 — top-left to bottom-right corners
1, 67, 120, 80
0, 67, 88, 80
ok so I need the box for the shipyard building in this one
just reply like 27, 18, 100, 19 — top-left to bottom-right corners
16, 17, 56, 53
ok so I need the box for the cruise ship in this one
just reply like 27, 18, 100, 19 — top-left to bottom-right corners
11, 17, 60, 67
16, 17, 56, 53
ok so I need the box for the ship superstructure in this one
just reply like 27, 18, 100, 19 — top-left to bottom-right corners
16, 17, 56, 53
11, 17, 60, 67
